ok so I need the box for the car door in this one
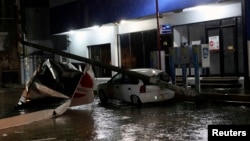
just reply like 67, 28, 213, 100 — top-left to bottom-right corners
118, 75, 140, 102
111, 74, 131, 101
107, 73, 123, 99
109, 73, 139, 102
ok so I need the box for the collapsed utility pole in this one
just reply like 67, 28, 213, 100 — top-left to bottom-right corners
21, 41, 197, 96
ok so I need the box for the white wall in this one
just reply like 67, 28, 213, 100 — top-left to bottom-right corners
163, 1, 241, 26
118, 19, 157, 34
68, 25, 118, 66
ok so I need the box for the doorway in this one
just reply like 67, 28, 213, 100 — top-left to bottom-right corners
161, 34, 173, 74
206, 19, 238, 76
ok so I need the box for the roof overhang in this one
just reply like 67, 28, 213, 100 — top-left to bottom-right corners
50, 0, 236, 34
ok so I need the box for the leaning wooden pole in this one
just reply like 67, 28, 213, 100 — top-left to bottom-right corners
21, 41, 197, 96
155, 0, 162, 70
21, 41, 150, 82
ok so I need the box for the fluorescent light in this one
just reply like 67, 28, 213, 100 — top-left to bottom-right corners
184, 5, 218, 12
68, 30, 75, 34
91, 25, 100, 30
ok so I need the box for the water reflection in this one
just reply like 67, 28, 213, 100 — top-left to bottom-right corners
1, 93, 250, 141
0, 106, 94, 141
92, 101, 250, 141
0, 89, 22, 118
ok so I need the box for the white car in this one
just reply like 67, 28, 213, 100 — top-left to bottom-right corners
97, 68, 175, 105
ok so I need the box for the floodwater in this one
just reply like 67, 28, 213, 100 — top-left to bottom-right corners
1, 88, 250, 141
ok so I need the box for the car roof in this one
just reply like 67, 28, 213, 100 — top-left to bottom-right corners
129, 68, 163, 77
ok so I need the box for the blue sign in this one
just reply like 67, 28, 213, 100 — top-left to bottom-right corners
161, 24, 172, 34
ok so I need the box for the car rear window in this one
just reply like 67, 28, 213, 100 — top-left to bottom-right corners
144, 72, 171, 85
123, 75, 139, 84
159, 72, 171, 82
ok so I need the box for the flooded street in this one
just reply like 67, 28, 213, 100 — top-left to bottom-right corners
1, 89, 250, 141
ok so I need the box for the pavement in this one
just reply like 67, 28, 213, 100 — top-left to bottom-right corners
173, 87, 250, 106
200, 88, 250, 105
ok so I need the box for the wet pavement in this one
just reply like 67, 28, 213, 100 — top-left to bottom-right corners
1, 88, 250, 141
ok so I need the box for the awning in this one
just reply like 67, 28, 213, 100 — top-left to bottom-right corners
50, 0, 219, 34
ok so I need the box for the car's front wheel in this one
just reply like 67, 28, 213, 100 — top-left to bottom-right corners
131, 95, 141, 105
99, 90, 108, 104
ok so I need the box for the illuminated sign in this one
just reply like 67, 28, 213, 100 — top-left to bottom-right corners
161, 24, 172, 34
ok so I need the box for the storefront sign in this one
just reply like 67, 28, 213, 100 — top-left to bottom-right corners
201, 44, 210, 68
191, 40, 201, 45
161, 24, 172, 34
209, 36, 220, 50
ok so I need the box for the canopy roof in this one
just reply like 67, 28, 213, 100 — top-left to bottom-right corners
50, 0, 222, 34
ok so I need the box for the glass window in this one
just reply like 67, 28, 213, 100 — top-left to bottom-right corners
111, 73, 122, 84
189, 23, 206, 44
122, 75, 139, 84
173, 26, 188, 47
206, 20, 220, 28
131, 32, 144, 68
221, 18, 236, 26
119, 29, 158, 69
120, 34, 136, 69
88, 43, 111, 77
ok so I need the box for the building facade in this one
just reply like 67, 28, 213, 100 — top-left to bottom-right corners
22, 0, 250, 88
